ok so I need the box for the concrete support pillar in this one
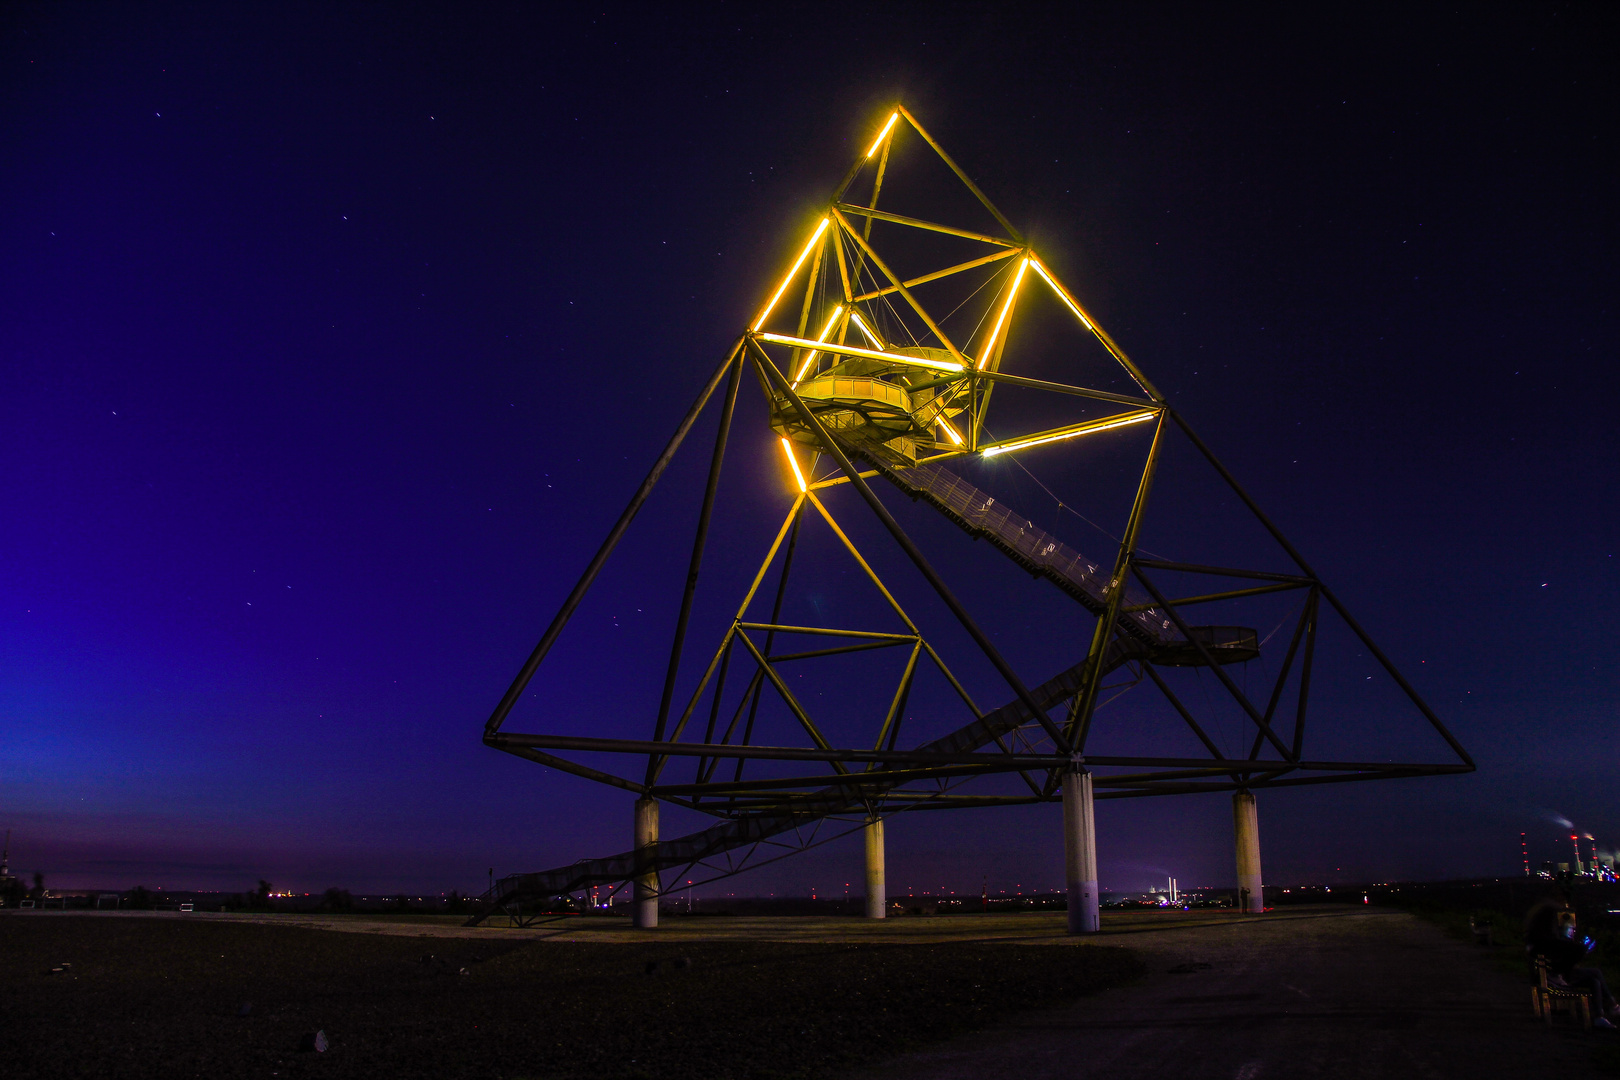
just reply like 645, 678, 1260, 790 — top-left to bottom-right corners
1062, 765, 1099, 934
633, 796, 659, 929
863, 817, 886, 919
1233, 790, 1263, 913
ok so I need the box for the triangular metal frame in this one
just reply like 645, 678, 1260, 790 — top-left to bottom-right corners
469, 107, 1472, 922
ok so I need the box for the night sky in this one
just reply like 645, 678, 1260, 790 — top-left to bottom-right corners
3, 4, 1616, 898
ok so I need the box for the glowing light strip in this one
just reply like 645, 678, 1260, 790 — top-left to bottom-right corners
752, 219, 830, 331
937, 417, 964, 445
866, 112, 899, 158
981, 411, 1156, 457
849, 310, 885, 349
792, 306, 844, 385
780, 437, 808, 492
1028, 258, 1094, 330
758, 333, 963, 373
977, 257, 1030, 368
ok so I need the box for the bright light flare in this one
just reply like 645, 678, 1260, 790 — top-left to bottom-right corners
849, 310, 885, 349
792, 305, 844, 385
937, 418, 964, 446
981, 411, 1156, 457
866, 112, 899, 158
1028, 258, 1094, 330
759, 333, 963, 373
977, 257, 1030, 368
752, 219, 830, 332
780, 437, 808, 492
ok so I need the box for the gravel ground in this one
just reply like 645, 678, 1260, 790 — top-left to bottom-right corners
841, 907, 1620, 1079
0, 912, 1140, 1080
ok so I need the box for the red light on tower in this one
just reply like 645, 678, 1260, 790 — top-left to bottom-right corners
1521, 832, 1529, 877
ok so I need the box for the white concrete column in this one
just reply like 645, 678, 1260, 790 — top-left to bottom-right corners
633, 796, 659, 929
863, 817, 886, 919
1233, 790, 1263, 913
1062, 765, 1099, 933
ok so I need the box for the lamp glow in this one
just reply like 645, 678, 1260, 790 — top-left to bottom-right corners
792, 305, 844, 385
981, 411, 1155, 457
937, 418, 965, 445
849, 310, 885, 349
759, 333, 963, 372
752, 219, 830, 331
866, 112, 900, 158
977, 257, 1030, 368
780, 437, 808, 492
1028, 258, 1094, 330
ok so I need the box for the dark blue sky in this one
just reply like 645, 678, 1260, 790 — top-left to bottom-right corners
2, 4, 1615, 896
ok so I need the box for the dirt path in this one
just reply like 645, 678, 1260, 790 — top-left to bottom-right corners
841, 908, 1612, 1079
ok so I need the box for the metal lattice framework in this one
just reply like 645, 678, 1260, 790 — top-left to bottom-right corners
470, 107, 1472, 923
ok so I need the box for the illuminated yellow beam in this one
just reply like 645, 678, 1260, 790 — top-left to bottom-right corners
937, 417, 965, 445
780, 437, 808, 492
980, 410, 1157, 457
850, 247, 1022, 302
758, 333, 963, 373
1027, 257, 1094, 330
977, 256, 1030, 369
866, 112, 899, 158
792, 305, 844, 385
752, 219, 830, 332
849, 310, 885, 349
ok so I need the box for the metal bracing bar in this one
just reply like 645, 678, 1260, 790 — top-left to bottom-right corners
726, 503, 805, 785
1139, 661, 1228, 761
732, 629, 849, 771
968, 367, 1159, 409
695, 634, 735, 785
872, 642, 922, 753
864, 137, 890, 242
895, 107, 1025, 242
494, 743, 647, 796
490, 732, 1073, 766
916, 639, 984, 720
789, 236, 826, 376
1167, 409, 1472, 768
1096, 766, 1475, 800
1025, 257, 1160, 400
760, 334, 962, 372
832, 203, 1022, 248
1132, 566, 1297, 761
850, 248, 1023, 302
647, 355, 744, 785
1292, 589, 1320, 760
655, 623, 741, 782
805, 491, 920, 634
830, 209, 971, 367
1249, 589, 1314, 761
654, 760, 1023, 798
1123, 580, 1308, 613
1131, 558, 1316, 584
978, 409, 1160, 456
738, 623, 915, 641
832, 222, 855, 305
483, 342, 742, 738
809, 468, 880, 490
1065, 413, 1169, 751
746, 338, 1072, 753
768, 639, 915, 663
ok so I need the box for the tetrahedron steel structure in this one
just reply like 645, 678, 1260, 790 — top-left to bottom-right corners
470, 107, 1472, 923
